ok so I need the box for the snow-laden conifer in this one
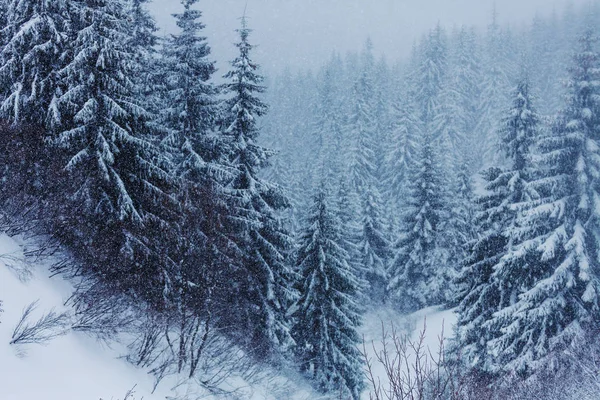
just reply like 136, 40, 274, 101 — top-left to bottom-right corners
385, 93, 421, 212
416, 24, 447, 127
484, 30, 600, 376
346, 60, 392, 303
221, 16, 296, 358
0, 0, 71, 127
292, 186, 364, 399
161, 0, 217, 150
454, 80, 541, 372
388, 131, 453, 311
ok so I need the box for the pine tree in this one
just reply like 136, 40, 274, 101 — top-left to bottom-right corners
385, 94, 420, 212
416, 24, 447, 127
54, 0, 178, 305
126, 0, 160, 111
476, 9, 513, 169
482, 31, 600, 377
310, 59, 345, 183
221, 16, 296, 359
292, 187, 364, 399
346, 58, 392, 303
360, 183, 392, 303
454, 79, 541, 373
388, 131, 453, 311
157, 0, 236, 331
161, 0, 217, 148
0, 0, 71, 127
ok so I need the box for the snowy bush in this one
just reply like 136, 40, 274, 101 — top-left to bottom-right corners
10, 300, 71, 351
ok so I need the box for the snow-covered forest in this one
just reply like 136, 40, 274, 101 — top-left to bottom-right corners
2, 0, 600, 399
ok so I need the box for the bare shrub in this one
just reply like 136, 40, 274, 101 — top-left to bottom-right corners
100, 385, 140, 400
363, 318, 466, 400
0, 250, 33, 282
10, 300, 71, 351
68, 278, 137, 343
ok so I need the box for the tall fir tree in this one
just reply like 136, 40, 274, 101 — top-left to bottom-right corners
221, 16, 296, 359
388, 131, 454, 311
161, 0, 217, 148
54, 0, 178, 306
0, 0, 71, 127
291, 187, 364, 399
385, 93, 420, 213
476, 8, 513, 169
454, 80, 541, 373
346, 54, 392, 303
485, 31, 600, 376
416, 23, 447, 128
126, 0, 160, 113
158, 0, 238, 333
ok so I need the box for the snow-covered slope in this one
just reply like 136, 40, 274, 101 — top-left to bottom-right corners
0, 234, 317, 400
0, 233, 457, 400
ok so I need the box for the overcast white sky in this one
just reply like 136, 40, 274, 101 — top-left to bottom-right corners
148, 0, 588, 76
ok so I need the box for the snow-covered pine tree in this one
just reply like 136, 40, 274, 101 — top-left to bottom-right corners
385, 93, 420, 213
127, 0, 158, 60
484, 30, 600, 377
54, 0, 178, 305
454, 79, 541, 372
387, 129, 454, 311
416, 23, 447, 128
126, 0, 160, 112
291, 186, 364, 399
221, 16, 296, 359
161, 0, 217, 149
476, 8, 513, 169
0, 0, 71, 127
157, 0, 236, 330
431, 27, 481, 259
360, 182, 392, 303
346, 59, 392, 304
527, 13, 564, 115
310, 59, 345, 183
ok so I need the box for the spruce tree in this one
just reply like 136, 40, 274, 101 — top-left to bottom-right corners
54, 0, 178, 305
416, 24, 447, 127
0, 0, 71, 127
158, 0, 235, 330
221, 16, 296, 359
161, 0, 217, 147
385, 93, 421, 213
485, 31, 600, 376
454, 80, 540, 372
345, 61, 392, 303
292, 187, 364, 399
126, 0, 160, 112
476, 9, 513, 169
388, 131, 453, 311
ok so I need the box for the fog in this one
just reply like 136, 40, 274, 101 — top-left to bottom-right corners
148, 0, 587, 74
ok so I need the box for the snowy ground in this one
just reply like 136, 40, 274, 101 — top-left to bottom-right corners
360, 305, 458, 399
0, 233, 456, 400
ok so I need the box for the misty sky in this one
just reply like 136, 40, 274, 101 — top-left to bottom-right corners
148, 0, 588, 75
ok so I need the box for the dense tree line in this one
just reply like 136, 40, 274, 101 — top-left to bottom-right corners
3, 0, 600, 398
261, 1, 600, 396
